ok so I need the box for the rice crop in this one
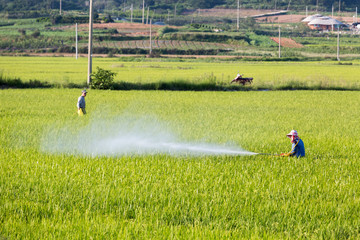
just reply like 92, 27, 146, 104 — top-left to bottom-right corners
1, 56, 360, 89
1, 89, 360, 239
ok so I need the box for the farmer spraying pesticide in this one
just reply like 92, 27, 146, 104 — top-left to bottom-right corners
281, 130, 305, 157
77, 90, 87, 116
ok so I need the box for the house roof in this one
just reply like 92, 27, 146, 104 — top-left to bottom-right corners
308, 16, 345, 26
301, 14, 323, 22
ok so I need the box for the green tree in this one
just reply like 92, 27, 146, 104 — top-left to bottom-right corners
90, 67, 116, 90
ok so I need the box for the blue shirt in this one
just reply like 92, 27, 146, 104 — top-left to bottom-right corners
290, 139, 305, 157
77, 96, 85, 109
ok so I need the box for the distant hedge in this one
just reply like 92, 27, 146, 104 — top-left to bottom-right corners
161, 33, 250, 44
5, 10, 50, 19
2, 75, 359, 92
0, 22, 15, 27
58, 47, 231, 55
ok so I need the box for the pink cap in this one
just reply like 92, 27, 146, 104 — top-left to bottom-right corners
286, 130, 298, 138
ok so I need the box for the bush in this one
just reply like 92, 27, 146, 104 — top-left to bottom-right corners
0, 22, 15, 27
102, 14, 114, 23
108, 29, 118, 34
160, 33, 250, 44
51, 15, 63, 25
31, 30, 41, 38
51, 15, 93, 25
6, 10, 47, 19
158, 26, 179, 36
90, 67, 116, 89
18, 29, 26, 36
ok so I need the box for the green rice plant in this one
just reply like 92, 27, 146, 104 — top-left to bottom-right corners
0, 89, 359, 239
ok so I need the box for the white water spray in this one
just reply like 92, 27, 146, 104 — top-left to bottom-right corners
41, 115, 256, 157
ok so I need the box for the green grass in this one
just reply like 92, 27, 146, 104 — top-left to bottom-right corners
1, 89, 360, 239
1, 56, 360, 89
0, 18, 80, 38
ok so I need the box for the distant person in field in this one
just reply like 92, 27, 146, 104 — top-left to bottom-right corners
231, 73, 242, 83
77, 90, 87, 116
281, 130, 305, 157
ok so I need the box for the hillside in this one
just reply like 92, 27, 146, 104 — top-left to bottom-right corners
0, 0, 359, 13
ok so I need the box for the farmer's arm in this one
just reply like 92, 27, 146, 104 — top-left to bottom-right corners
281, 143, 296, 156
77, 97, 82, 109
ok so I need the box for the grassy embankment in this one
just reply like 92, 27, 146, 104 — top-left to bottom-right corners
1, 56, 360, 90
0, 89, 359, 239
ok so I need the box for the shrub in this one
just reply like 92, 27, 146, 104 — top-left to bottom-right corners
0, 22, 15, 27
158, 27, 178, 36
18, 29, 26, 36
31, 30, 41, 38
103, 14, 114, 23
160, 33, 250, 44
109, 29, 118, 34
51, 15, 63, 25
107, 51, 114, 58
36, 17, 50, 23
90, 67, 117, 89
51, 15, 92, 25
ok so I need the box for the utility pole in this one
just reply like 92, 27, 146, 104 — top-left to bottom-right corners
278, 25, 281, 58
339, 0, 341, 14
142, 0, 145, 24
287, 0, 291, 11
174, 1, 180, 22
316, 0, 318, 12
149, 19, 152, 55
76, 23, 78, 59
306, 6, 308, 17
131, 4, 133, 23
332, 5, 334, 31
275, 0, 277, 10
60, 0, 62, 15
87, 0, 93, 86
174, 4, 177, 22
337, 26, 340, 61
146, 7, 149, 24
356, 7, 358, 23
237, 0, 240, 31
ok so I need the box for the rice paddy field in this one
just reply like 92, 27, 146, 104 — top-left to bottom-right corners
1, 88, 360, 239
1, 56, 360, 89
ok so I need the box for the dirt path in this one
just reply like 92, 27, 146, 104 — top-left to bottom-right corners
270, 37, 304, 48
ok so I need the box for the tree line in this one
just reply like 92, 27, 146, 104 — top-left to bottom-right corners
0, 0, 359, 12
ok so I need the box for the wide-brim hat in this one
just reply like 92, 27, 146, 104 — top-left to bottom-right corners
82, 89, 88, 93
286, 130, 298, 138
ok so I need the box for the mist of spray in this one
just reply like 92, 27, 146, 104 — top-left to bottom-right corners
41, 115, 257, 157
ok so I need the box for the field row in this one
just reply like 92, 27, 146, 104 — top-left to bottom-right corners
91, 40, 237, 50
1, 56, 359, 88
